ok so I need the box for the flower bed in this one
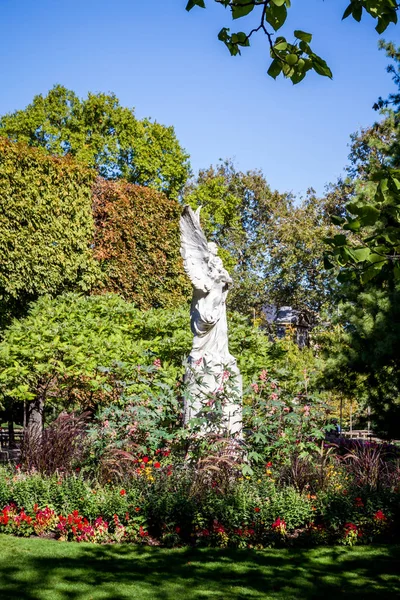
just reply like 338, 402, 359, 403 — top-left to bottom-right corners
0, 462, 398, 548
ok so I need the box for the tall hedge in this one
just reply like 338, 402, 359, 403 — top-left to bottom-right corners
0, 138, 99, 327
92, 179, 190, 309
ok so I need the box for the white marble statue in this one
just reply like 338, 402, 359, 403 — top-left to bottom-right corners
180, 205, 242, 435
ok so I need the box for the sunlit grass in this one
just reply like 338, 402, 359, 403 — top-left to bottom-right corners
0, 535, 399, 600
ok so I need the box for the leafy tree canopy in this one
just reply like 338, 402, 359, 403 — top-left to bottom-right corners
322, 44, 400, 438
0, 85, 191, 199
0, 294, 278, 415
186, 0, 398, 82
185, 160, 337, 316
0, 138, 99, 329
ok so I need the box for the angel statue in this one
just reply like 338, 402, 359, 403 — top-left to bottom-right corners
180, 205, 242, 436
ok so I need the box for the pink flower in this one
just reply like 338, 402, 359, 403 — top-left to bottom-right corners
251, 383, 259, 393
222, 370, 230, 382
259, 370, 268, 381
153, 358, 162, 369
283, 406, 290, 413
270, 393, 279, 401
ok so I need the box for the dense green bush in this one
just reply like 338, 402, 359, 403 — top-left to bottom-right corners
0, 138, 99, 327
0, 294, 277, 415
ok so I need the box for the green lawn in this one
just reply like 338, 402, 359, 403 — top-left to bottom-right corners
0, 535, 399, 600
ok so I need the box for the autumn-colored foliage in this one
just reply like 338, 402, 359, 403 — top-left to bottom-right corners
92, 178, 190, 308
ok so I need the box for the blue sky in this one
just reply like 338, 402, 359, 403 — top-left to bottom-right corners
1, 0, 400, 197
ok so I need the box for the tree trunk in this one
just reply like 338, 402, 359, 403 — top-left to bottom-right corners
25, 396, 44, 442
7, 419, 16, 449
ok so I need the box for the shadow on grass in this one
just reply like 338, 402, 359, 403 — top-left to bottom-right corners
0, 536, 399, 600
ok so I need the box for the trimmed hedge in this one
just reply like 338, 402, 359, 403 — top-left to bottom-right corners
92, 178, 190, 309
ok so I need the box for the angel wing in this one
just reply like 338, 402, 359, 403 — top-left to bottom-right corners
180, 205, 213, 292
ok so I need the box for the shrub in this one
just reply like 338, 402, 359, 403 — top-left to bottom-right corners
0, 138, 98, 327
92, 178, 190, 309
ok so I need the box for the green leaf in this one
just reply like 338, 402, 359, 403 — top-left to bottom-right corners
294, 30, 312, 43
267, 59, 283, 79
342, 3, 354, 19
299, 40, 311, 54
186, 0, 206, 10
291, 70, 306, 84
352, 4, 362, 21
323, 255, 334, 270
331, 215, 345, 225
312, 55, 333, 78
232, 3, 254, 19
231, 32, 250, 46
358, 204, 381, 226
343, 218, 361, 232
265, 3, 287, 31
368, 253, 386, 264
346, 201, 360, 215
274, 41, 288, 51
270, 0, 286, 6
351, 247, 371, 262
360, 265, 382, 284
376, 16, 390, 34
332, 234, 347, 247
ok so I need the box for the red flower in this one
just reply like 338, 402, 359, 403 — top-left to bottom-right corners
254, 507, 260, 513
175, 526, 181, 534
272, 517, 286, 530
142, 456, 149, 464
135, 507, 140, 512
266, 462, 272, 467
162, 450, 170, 457
75, 467, 80, 472
120, 489, 126, 496
375, 510, 386, 521
154, 462, 161, 469
355, 497, 364, 507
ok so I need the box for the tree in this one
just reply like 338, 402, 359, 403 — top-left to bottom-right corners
185, 160, 337, 316
0, 138, 99, 329
323, 44, 400, 438
186, 0, 398, 82
0, 85, 191, 199
0, 293, 278, 439
92, 178, 190, 309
